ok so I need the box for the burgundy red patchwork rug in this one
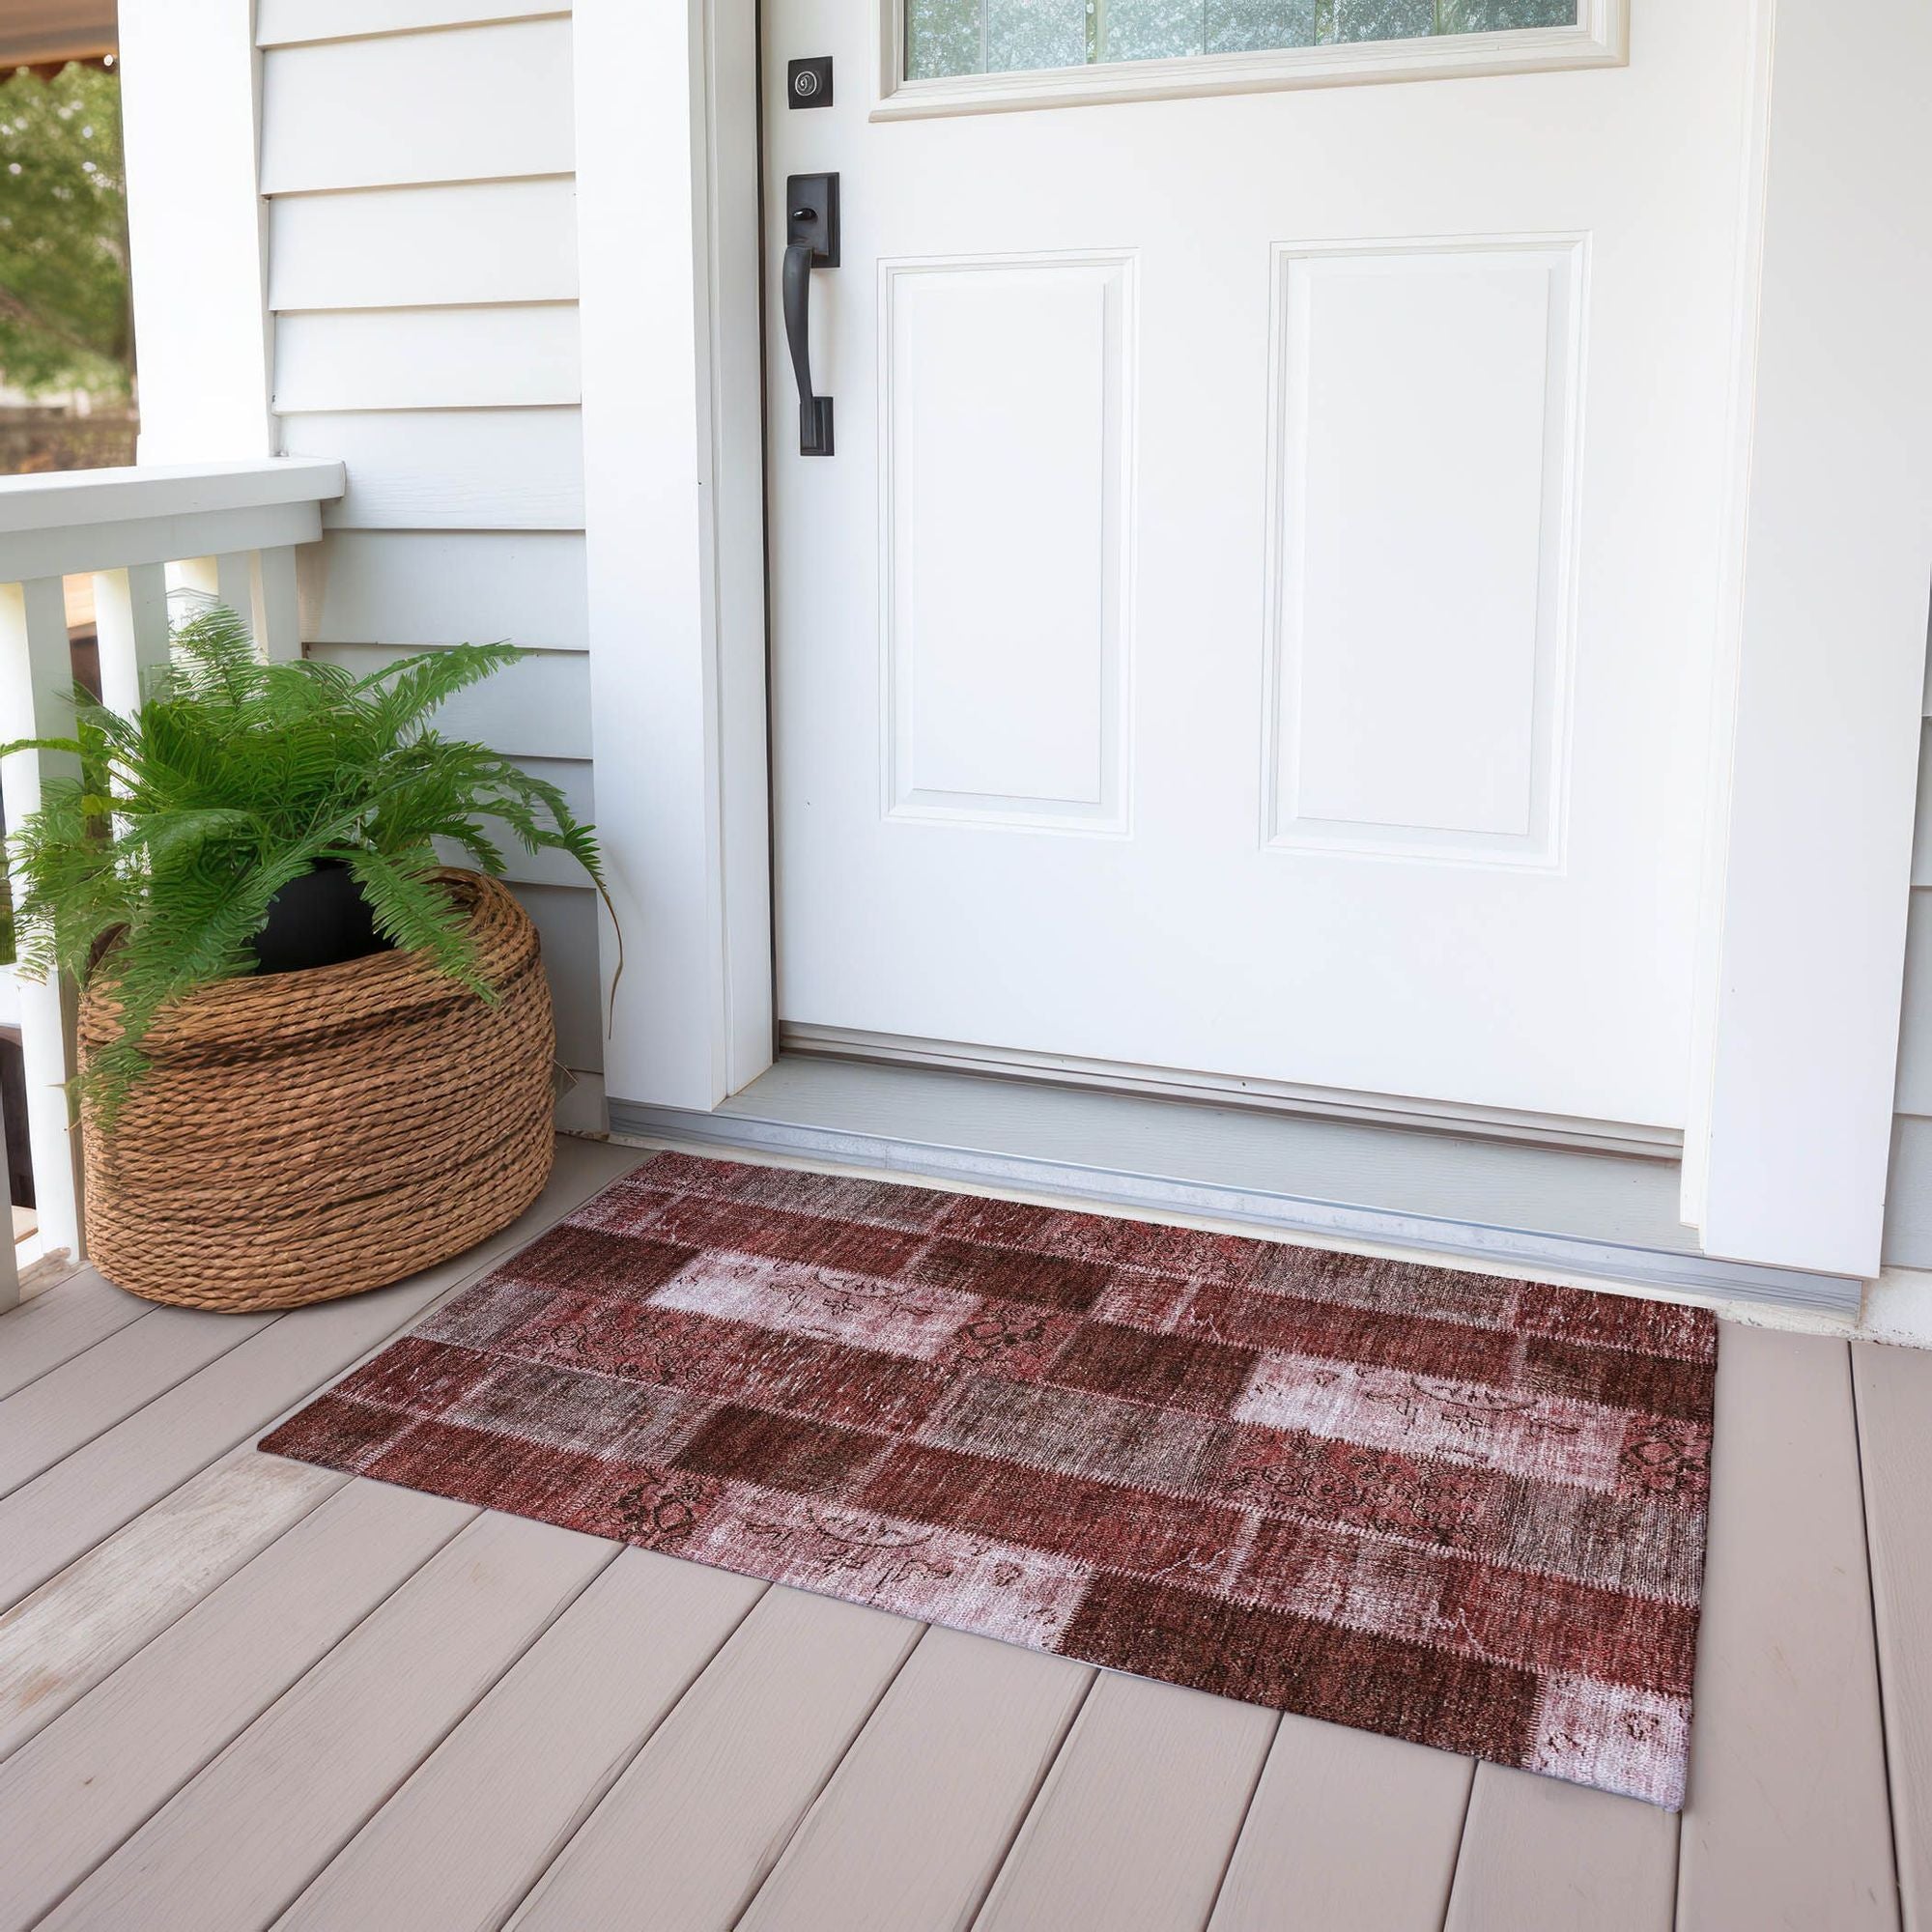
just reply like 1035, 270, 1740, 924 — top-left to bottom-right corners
263, 1152, 1717, 1806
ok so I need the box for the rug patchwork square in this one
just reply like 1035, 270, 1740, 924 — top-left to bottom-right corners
262, 1151, 1718, 1806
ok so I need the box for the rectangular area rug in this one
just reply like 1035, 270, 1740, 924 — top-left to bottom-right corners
262, 1151, 1717, 1806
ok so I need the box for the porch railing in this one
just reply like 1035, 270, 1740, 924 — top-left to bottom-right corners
0, 457, 346, 1299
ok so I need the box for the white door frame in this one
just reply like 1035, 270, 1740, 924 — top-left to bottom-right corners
575, 0, 1932, 1280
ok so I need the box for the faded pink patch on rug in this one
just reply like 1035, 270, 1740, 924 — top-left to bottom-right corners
262, 1152, 1717, 1806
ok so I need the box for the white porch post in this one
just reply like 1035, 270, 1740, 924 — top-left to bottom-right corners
572, 0, 772, 1113
1686, 0, 1932, 1275
117, 0, 273, 467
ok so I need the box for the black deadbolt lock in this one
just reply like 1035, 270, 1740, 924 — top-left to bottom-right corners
787, 57, 833, 107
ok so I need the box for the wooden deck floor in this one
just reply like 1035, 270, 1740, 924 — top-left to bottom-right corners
0, 1137, 1927, 1932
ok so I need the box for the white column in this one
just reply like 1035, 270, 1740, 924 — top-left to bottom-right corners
0, 579, 86, 1261
118, 0, 273, 467
573, 0, 772, 1113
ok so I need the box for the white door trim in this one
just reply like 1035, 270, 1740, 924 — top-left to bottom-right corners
1683, 0, 1932, 1276
573, 0, 774, 1113
582, 0, 1932, 1278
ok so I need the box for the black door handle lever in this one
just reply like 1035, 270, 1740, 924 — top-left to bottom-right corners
783, 174, 838, 457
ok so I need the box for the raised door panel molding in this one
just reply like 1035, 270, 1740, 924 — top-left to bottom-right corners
1264, 236, 1584, 869
259, 19, 575, 194
881, 253, 1134, 833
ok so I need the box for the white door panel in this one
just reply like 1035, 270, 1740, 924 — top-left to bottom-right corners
767, 2, 1752, 1129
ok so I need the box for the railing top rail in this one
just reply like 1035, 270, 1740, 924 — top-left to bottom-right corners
0, 458, 346, 538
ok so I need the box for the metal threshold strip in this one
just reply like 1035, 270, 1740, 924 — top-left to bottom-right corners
608, 1056, 1861, 1317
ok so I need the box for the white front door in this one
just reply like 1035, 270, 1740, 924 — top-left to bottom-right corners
764, 2, 1756, 1135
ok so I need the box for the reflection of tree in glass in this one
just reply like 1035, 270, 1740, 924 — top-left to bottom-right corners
908, 0, 1573, 76
0, 65, 131, 401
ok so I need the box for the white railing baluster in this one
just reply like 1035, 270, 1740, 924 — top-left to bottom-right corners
91, 562, 172, 718
250, 544, 302, 663
0, 577, 86, 1262
0, 1100, 19, 1312
212, 551, 256, 632
0, 460, 345, 1268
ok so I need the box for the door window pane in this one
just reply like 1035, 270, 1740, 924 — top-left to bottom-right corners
907, 0, 1577, 79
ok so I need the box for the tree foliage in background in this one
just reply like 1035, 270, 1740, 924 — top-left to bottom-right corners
0, 63, 132, 399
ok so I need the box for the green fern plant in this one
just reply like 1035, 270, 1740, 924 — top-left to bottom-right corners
1, 604, 611, 1122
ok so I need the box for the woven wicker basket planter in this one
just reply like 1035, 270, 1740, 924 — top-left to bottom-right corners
79, 870, 556, 1313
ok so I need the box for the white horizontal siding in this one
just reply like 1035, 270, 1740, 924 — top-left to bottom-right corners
258, 0, 567, 46
1888, 1116, 1932, 1265
1888, 718, 1932, 1263
306, 642, 591, 760
1896, 894, 1932, 1116
257, 6, 604, 1109
303, 532, 587, 649
259, 19, 574, 193
280, 410, 584, 529
268, 181, 579, 311
275, 306, 582, 412
1914, 727, 1932, 887
514, 881, 603, 1072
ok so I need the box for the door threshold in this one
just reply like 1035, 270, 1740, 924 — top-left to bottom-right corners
608, 1056, 1861, 1316
781, 1024, 1683, 1160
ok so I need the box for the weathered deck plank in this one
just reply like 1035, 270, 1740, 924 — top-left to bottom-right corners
40, 1512, 614, 1932
0, 1137, 639, 1609
0, 1480, 469, 1932
0, 1453, 346, 1760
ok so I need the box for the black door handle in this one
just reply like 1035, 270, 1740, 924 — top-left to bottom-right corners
784, 174, 838, 457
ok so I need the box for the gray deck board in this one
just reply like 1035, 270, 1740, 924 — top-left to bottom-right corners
1445, 1764, 1678, 1931
0, 1480, 468, 1932
1675, 1325, 1898, 1931
1854, 1338, 1932, 1930
737, 1627, 1093, 1932
971, 1671, 1278, 1932
280, 1548, 765, 1932
1208, 1716, 1474, 1932
0, 1136, 639, 1610
0, 1267, 149, 1402
508, 1584, 922, 1931
0, 1302, 274, 1498
0, 1149, 1918, 1932
41, 1512, 615, 1932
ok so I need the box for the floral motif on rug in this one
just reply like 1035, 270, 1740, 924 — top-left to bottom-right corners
262, 1152, 1717, 1806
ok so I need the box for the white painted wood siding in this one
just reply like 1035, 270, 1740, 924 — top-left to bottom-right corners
258, 5, 603, 1111
1888, 708, 1932, 1264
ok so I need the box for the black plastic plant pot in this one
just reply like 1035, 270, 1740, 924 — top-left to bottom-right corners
250, 860, 393, 976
